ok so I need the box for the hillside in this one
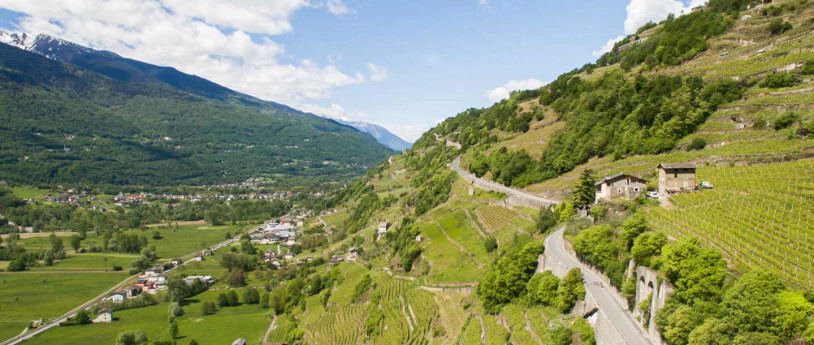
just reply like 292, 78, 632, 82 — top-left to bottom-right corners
0, 34, 395, 187
287, 0, 814, 344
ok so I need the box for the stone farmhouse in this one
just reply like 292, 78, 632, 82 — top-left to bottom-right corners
594, 173, 647, 202
657, 163, 697, 197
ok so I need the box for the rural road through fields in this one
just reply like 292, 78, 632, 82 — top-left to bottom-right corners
545, 226, 654, 345
450, 157, 653, 344
2, 224, 267, 345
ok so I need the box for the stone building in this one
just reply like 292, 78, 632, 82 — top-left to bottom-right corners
594, 173, 647, 203
657, 163, 697, 197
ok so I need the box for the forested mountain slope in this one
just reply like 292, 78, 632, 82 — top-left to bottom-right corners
0, 36, 394, 187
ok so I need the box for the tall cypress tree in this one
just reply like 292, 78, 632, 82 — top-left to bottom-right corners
572, 169, 596, 208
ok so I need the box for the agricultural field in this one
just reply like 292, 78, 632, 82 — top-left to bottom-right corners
473, 205, 534, 247
123, 223, 240, 259
18, 287, 271, 345
644, 159, 814, 288
10, 186, 52, 200
0, 271, 129, 341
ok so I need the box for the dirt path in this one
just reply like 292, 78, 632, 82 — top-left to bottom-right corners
478, 315, 486, 345
464, 209, 488, 239
524, 311, 543, 345
399, 295, 415, 332
263, 315, 278, 344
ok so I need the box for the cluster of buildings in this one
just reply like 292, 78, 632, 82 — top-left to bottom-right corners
251, 221, 301, 245
112, 190, 294, 207
594, 163, 702, 203
101, 258, 216, 304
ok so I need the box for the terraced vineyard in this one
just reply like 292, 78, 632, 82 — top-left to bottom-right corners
645, 159, 814, 288
474, 206, 534, 246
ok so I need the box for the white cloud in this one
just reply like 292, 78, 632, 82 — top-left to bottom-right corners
0, 0, 364, 106
623, 0, 707, 34
381, 123, 430, 142
478, 0, 488, 5
486, 78, 546, 103
592, 35, 625, 57
299, 103, 367, 121
325, 0, 349, 15
366, 62, 388, 82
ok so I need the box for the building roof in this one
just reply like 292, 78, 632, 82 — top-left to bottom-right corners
658, 163, 696, 170
594, 173, 646, 186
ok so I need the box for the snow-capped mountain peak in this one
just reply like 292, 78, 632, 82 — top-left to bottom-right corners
0, 31, 36, 51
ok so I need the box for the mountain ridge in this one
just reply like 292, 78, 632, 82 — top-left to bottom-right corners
0, 33, 395, 186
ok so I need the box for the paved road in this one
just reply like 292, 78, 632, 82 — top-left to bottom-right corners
449, 159, 652, 345
545, 226, 654, 345
451, 157, 559, 207
2, 224, 268, 345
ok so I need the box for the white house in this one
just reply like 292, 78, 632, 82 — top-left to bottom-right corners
93, 308, 113, 323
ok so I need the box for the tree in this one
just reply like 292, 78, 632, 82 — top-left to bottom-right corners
768, 18, 791, 35
168, 302, 184, 318
243, 288, 260, 304
74, 309, 91, 325
70, 235, 82, 251
201, 301, 216, 315
309, 275, 323, 296
228, 268, 246, 287
557, 268, 585, 312
259, 292, 270, 308
661, 237, 727, 304
50, 233, 64, 253
536, 207, 557, 234
527, 271, 560, 306
572, 169, 596, 207
631, 232, 667, 267
169, 322, 179, 339
227, 290, 239, 306
484, 236, 498, 253
189, 340, 199, 345
688, 318, 734, 345
216, 293, 229, 307
7, 258, 26, 271
688, 138, 706, 151
620, 214, 649, 251
772, 291, 812, 340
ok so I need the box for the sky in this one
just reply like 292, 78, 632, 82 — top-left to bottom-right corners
0, 0, 705, 142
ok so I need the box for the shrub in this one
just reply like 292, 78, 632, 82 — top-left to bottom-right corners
243, 288, 260, 304
536, 207, 558, 234
768, 18, 792, 35
687, 138, 707, 151
201, 301, 216, 315
760, 72, 799, 88
484, 236, 498, 253
773, 112, 798, 130
802, 60, 814, 75
168, 302, 183, 318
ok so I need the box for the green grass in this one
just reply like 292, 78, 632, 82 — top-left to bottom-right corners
0, 271, 128, 341
19, 288, 271, 345
124, 223, 239, 259
417, 221, 482, 284
10, 186, 52, 200
431, 208, 493, 265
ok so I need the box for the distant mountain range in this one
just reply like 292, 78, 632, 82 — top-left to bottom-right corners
0, 31, 396, 186
334, 120, 412, 151
0, 31, 411, 152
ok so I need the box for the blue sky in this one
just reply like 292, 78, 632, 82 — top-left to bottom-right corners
0, 0, 703, 141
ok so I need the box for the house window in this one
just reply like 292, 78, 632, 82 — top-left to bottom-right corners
634, 187, 640, 192
674, 172, 678, 178
617, 188, 622, 194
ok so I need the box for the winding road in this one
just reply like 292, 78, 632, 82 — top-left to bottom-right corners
450, 158, 653, 345
451, 157, 559, 207
546, 226, 654, 345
